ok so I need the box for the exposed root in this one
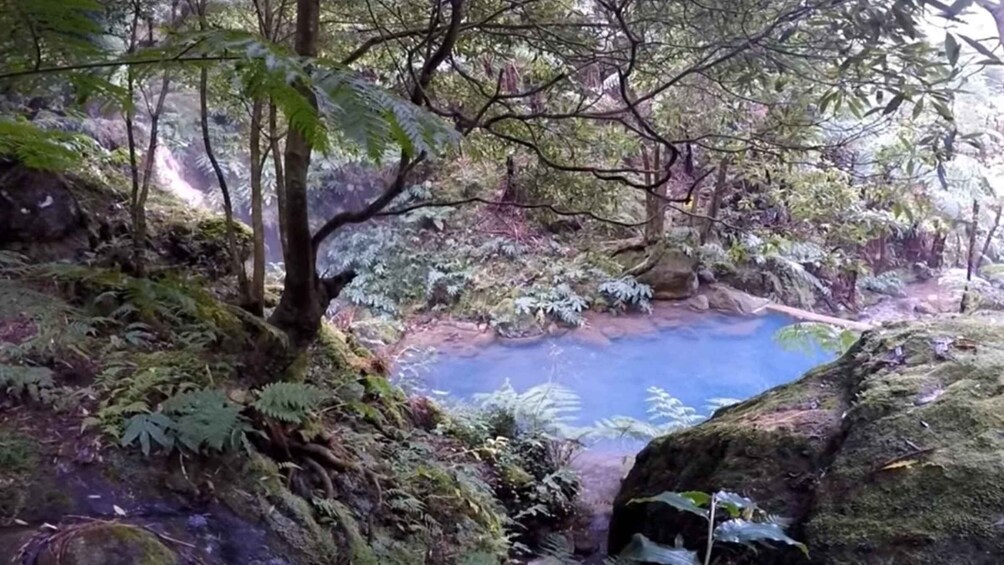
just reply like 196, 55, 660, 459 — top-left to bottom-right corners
291, 441, 357, 473
303, 455, 335, 499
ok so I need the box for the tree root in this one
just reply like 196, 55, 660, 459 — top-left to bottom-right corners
303, 456, 335, 499
291, 441, 357, 473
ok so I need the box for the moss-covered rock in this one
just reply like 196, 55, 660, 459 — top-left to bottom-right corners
609, 315, 1004, 564
617, 245, 698, 300
37, 524, 179, 565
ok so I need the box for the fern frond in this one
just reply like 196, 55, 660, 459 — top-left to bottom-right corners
252, 382, 326, 424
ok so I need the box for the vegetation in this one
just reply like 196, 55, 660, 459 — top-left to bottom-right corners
6, 0, 1004, 562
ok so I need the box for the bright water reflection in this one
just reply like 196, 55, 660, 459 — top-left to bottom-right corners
421, 313, 835, 433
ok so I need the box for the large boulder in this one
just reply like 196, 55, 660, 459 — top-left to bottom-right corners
618, 246, 698, 300
702, 283, 769, 315
0, 164, 84, 244
609, 316, 1004, 564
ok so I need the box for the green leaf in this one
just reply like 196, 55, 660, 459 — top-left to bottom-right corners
121, 413, 175, 456
253, 382, 326, 424
960, 35, 1001, 64
713, 519, 808, 556
715, 491, 758, 517
630, 491, 710, 519
883, 93, 906, 115
932, 100, 954, 121
945, 33, 960, 66
618, 534, 700, 565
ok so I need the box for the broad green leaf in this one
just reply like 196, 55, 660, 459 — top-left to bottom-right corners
618, 534, 700, 565
630, 491, 710, 518
714, 519, 808, 556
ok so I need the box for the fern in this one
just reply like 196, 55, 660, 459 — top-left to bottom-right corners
253, 382, 326, 424
0, 120, 85, 171
514, 284, 588, 327
592, 387, 704, 441
775, 322, 859, 354
473, 381, 582, 436
162, 389, 250, 453
599, 276, 653, 313
0, 364, 55, 401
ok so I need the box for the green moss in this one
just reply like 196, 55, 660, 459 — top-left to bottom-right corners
0, 430, 38, 520
40, 524, 178, 565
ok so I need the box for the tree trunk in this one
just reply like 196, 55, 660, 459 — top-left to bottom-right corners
269, 0, 325, 347
929, 229, 947, 268
646, 145, 666, 242
268, 101, 288, 259
196, 0, 250, 306
123, 3, 141, 272
978, 201, 1002, 268
961, 198, 980, 313
249, 98, 266, 316
701, 158, 730, 244
132, 70, 171, 277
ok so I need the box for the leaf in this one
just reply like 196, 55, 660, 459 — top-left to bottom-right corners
945, 33, 961, 66
121, 413, 175, 456
618, 534, 701, 565
714, 519, 808, 556
932, 101, 954, 122
715, 491, 758, 517
880, 459, 917, 471
960, 35, 1001, 64
883, 93, 906, 115
630, 491, 710, 519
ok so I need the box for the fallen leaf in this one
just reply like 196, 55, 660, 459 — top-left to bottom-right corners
880, 460, 916, 471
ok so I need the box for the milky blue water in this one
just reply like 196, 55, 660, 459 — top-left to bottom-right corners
422, 313, 835, 431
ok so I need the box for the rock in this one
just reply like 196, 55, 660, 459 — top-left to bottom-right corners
686, 294, 710, 312
0, 164, 84, 244
618, 247, 698, 300
609, 316, 1004, 564
37, 524, 179, 565
914, 300, 939, 315
697, 267, 717, 284
703, 284, 768, 315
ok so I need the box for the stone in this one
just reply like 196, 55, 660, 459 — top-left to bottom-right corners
686, 294, 710, 311
703, 283, 769, 315
609, 317, 1004, 564
914, 300, 938, 315
37, 524, 179, 565
618, 246, 698, 300
697, 267, 717, 284
0, 164, 84, 244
